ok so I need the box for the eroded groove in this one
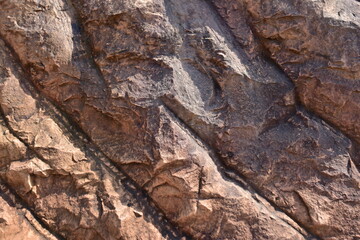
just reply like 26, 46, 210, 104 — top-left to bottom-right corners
0, 76, 189, 239
0, 33, 190, 240
0, 0, 357, 238
250, 28, 360, 152
208, 1, 360, 235
62, 130, 190, 239
196, 166, 204, 206
349, 142, 360, 173
157, 0, 324, 229
254, 26, 360, 175
160, 101, 320, 240
117, 179, 191, 239
0, 179, 64, 240
0, 107, 47, 167
250, 33, 360, 173
218, 0, 360, 170
66, 0, 112, 99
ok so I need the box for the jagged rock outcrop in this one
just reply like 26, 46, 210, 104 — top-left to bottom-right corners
0, 0, 359, 239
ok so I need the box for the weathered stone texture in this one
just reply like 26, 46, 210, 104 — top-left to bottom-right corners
0, 0, 359, 239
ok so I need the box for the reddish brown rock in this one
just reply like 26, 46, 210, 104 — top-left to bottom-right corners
0, 0, 359, 239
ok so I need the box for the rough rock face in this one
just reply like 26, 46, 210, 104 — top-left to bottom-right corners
0, 0, 359, 239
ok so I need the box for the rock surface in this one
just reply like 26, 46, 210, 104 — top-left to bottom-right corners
0, 0, 359, 239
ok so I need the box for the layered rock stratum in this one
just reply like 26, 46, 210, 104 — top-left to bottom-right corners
0, 0, 359, 239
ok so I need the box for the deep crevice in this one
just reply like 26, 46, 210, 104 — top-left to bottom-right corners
196, 166, 204, 205
65, 0, 112, 100
0, 180, 65, 240
228, 0, 360, 166
161, 1, 325, 238
0, 30, 190, 240
211, 0, 360, 196
0, 1, 356, 239
161, 101, 320, 240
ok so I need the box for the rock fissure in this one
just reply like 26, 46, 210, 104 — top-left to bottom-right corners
161, 102, 317, 239
0, 181, 65, 240
0, 0, 359, 239
0, 32, 189, 240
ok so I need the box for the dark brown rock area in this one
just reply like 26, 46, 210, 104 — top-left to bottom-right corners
0, 0, 359, 239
